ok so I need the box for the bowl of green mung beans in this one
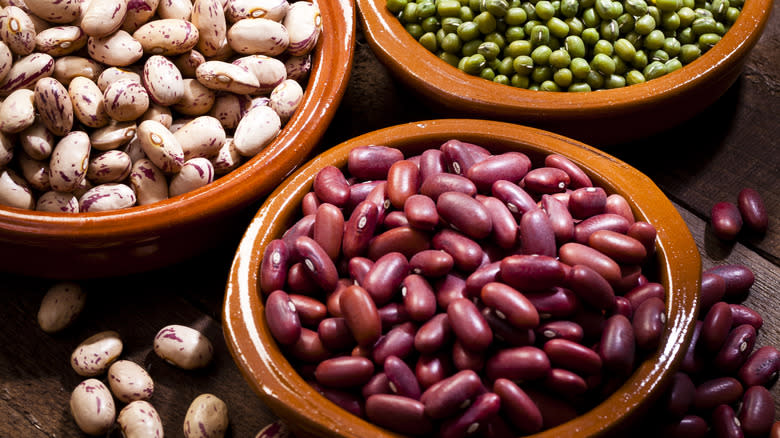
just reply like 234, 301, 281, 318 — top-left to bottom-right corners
356, 0, 772, 145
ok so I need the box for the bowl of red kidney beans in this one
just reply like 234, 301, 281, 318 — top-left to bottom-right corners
223, 118, 707, 437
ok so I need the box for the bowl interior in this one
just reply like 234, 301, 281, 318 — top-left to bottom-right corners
224, 119, 701, 437
0, 0, 357, 278
355, 0, 772, 144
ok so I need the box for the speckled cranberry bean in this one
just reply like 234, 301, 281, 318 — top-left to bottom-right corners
35, 190, 79, 212
0, 88, 35, 134
168, 157, 215, 197
183, 393, 229, 438
37, 281, 86, 333
116, 400, 163, 438
130, 158, 169, 205
153, 324, 213, 369
0, 52, 54, 96
107, 360, 155, 403
48, 130, 90, 192
79, 182, 136, 212
133, 19, 200, 55
70, 378, 116, 435
87, 31, 144, 66
71, 330, 123, 376
227, 17, 288, 55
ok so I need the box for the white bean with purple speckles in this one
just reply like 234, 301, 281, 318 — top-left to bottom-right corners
80, 0, 128, 37
37, 281, 86, 333
209, 93, 251, 129
35, 77, 74, 136
49, 130, 90, 193
36, 190, 80, 212
70, 378, 116, 436
19, 121, 56, 161
0, 41, 13, 82
232, 54, 287, 95
153, 324, 214, 369
69, 76, 110, 128
191, 0, 227, 57
103, 78, 150, 121
269, 78, 302, 122
90, 120, 137, 151
211, 137, 241, 175
97, 66, 142, 93
232, 104, 280, 157
157, 0, 194, 20
283, 53, 311, 81
53, 55, 102, 87
87, 149, 133, 183
122, 0, 160, 33
78, 182, 137, 211
143, 54, 185, 106
137, 119, 185, 172
169, 156, 214, 196
87, 30, 144, 67
183, 393, 229, 438
70, 330, 123, 376
34, 25, 88, 56
0, 52, 54, 96
227, 17, 288, 56
1, 6, 37, 55
118, 400, 164, 438
130, 157, 169, 204
173, 78, 216, 116
108, 360, 155, 403
133, 18, 200, 55
18, 151, 51, 191
173, 115, 225, 159
255, 421, 292, 438
283, 1, 320, 57
142, 103, 174, 128
25, 0, 81, 23
0, 168, 35, 209
225, 0, 289, 22
195, 60, 259, 94
0, 131, 13, 166
0, 88, 35, 133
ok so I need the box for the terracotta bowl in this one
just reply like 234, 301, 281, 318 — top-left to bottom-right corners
224, 119, 701, 437
356, 0, 772, 146
0, 0, 356, 280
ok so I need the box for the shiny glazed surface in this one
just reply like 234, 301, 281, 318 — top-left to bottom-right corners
223, 119, 702, 438
356, 0, 772, 145
0, 0, 357, 279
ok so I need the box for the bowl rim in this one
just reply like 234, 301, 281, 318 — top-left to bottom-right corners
223, 119, 701, 438
355, 0, 772, 118
0, 0, 357, 247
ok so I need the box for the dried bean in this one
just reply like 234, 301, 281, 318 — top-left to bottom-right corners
107, 360, 154, 403
737, 188, 768, 233
153, 324, 213, 369
183, 394, 229, 438
70, 379, 116, 436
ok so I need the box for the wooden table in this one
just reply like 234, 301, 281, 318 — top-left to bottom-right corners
1, 7, 777, 437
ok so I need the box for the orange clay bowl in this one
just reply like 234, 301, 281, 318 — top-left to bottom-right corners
224, 119, 701, 438
0, 0, 355, 280
356, 0, 772, 146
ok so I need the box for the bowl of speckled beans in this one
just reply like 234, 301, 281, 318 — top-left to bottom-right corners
224, 119, 701, 438
355, 0, 772, 145
0, 0, 355, 279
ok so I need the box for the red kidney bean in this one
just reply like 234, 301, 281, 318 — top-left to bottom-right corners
368, 226, 431, 261
288, 294, 327, 327
466, 151, 532, 192
491, 180, 538, 218
295, 236, 339, 293
588, 229, 647, 265
383, 211, 409, 228
604, 193, 635, 223
414, 313, 452, 354
702, 301, 734, 353
365, 181, 391, 224
566, 264, 616, 312
739, 385, 775, 438
347, 257, 372, 286
420, 172, 477, 201
403, 194, 439, 231
737, 188, 768, 233
420, 369, 483, 419
465, 262, 501, 298
518, 208, 557, 257
447, 298, 493, 352
704, 264, 755, 297
339, 285, 381, 348
773, 422, 780, 438
311, 382, 365, 418
701, 272, 727, 311
480, 307, 535, 347
712, 404, 745, 438
572, 305, 607, 340
365, 394, 432, 436
627, 220, 657, 255
598, 314, 635, 376
711, 201, 743, 241
526, 287, 580, 319
499, 254, 567, 292
313, 165, 350, 207
286, 262, 320, 295
485, 346, 550, 382
264, 290, 302, 346
419, 148, 446, 182
416, 352, 453, 389
664, 372, 696, 418
568, 186, 607, 219
342, 200, 380, 259
633, 297, 666, 351
372, 322, 416, 364
347, 145, 404, 180
543, 338, 602, 376
573, 213, 632, 244
452, 339, 486, 372
729, 304, 763, 330
362, 372, 391, 399
302, 191, 321, 216
663, 415, 709, 438
614, 296, 633, 318
384, 355, 422, 400
352, 344, 372, 359
613, 264, 643, 293
441, 139, 490, 175
318, 317, 355, 352
480, 282, 539, 329
715, 323, 756, 374
378, 302, 410, 331
624, 282, 665, 312
544, 154, 592, 189
437, 191, 493, 240
541, 194, 574, 244
435, 274, 468, 308
559, 242, 621, 286
492, 378, 543, 434
432, 228, 484, 273
544, 368, 588, 395
282, 214, 315, 258
326, 283, 347, 317
386, 159, 420, 210
347, 180, 382, 212
314, 356, 374, 388
287, 328, 331, 363
481, 415, 516, 438
536, 320, 584, 343
409, 249, 454, 277
260, 239, 289, 296
522, 387, 579, 429
400, 274, 436, 322
681, 321, 705, 375
362, 252, 408, 306
439, 392, 501, 438
693, 377, 744, 412
476, 196, 518, 249
737, 345, 780, 387
522, 167, 570, 194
